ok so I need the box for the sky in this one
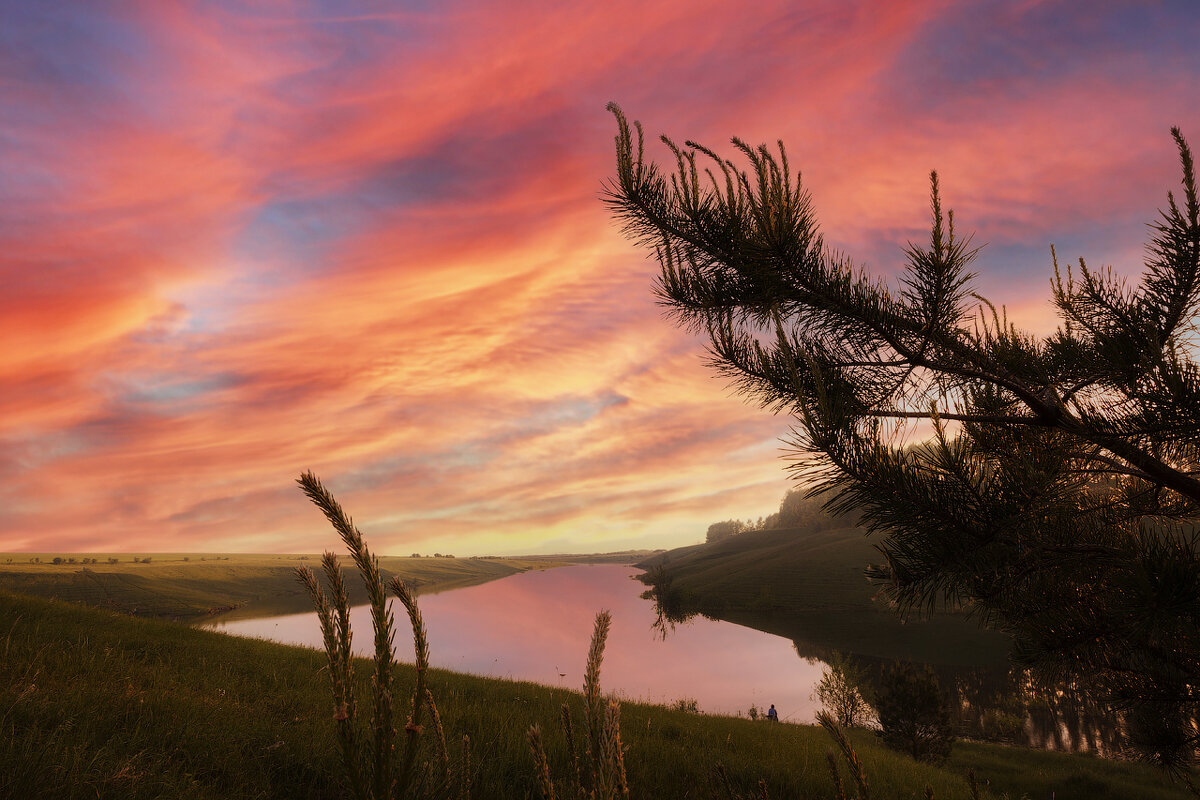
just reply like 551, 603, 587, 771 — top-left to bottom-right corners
2, 0, 1199, 556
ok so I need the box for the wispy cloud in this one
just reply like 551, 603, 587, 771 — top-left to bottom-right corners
2, 0, 1198, 553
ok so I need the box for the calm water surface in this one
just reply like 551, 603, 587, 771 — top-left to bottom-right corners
203, 564, 826, 720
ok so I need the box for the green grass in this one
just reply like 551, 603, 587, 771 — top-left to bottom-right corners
1, 590, 1191, 799
0, 553, 565, 622
639, 527, 1013, 667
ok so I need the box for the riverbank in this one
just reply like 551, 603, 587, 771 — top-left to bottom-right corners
637, 525, 1012, 668
0, 553, 566, 621
2, 589, 1191, 799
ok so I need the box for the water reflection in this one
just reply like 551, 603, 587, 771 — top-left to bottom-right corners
203, 565, 828, 719
653, 591, 1127, 754
204, 563, 1127, 752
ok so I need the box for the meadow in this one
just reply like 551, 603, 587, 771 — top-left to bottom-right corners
2, 587, 1192, 799
0, 553, 573, 621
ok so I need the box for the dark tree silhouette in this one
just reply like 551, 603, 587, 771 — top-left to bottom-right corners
605, 104, 1200, 771
875, 663, 955, 762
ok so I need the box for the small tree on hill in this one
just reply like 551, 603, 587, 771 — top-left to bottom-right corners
606, 104, 1200, 769
705, 519, 746, 543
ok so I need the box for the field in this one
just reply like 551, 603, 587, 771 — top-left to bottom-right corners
0, 553, 572, 621
2, 589, 1191, 799
638, 526, 1013, 667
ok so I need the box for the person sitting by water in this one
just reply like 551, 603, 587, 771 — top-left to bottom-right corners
767, 704, 778, 722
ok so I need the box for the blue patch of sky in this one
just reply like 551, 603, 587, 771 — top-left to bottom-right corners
17, 409, 142, 466
234, 195, 368, 277
351, 109, 578, 213
263, 0, 446, 107
112, 371, 246, 412
884, 1, 1200, 110
227, 107, 568, 294
0, 8, 130, 193
1, 428, 91, 471
0, 4, 197, 128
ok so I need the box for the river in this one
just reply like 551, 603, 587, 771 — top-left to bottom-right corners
203, 563, 827, 721
202, 562, 1124, 752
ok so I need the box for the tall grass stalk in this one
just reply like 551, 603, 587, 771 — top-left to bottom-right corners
818, 711, 870, 800
426, 689, 450, 782
459, 735, 471, 800
826, 750, 846, 800
530, 610, 628, 800
296, 471, 464, 799
559, 703, 584, 798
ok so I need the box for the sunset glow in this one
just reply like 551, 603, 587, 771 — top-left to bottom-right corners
4, 1, 1199, 555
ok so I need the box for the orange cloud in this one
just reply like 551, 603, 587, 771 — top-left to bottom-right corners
2, 1, 1198, 555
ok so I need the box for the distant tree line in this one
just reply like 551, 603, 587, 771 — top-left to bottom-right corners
705, 488, 857, 543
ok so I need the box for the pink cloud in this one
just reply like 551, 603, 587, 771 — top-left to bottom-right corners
2, 1, 1198, 554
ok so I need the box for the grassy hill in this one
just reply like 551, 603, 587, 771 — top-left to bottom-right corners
638, 525, 1012, 668
1, 589, 1190, 799
0, 553, 561, 621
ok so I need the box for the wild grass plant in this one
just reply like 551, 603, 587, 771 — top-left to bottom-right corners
295, 471, 469, 799
527, 610, 630, 800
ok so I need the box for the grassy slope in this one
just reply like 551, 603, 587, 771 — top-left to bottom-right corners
0, 554, 560, 622
1, 590, 1188, 800
639, 527, 1013, 667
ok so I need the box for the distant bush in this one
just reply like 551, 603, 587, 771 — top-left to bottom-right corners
411, 553, 421, 558
52, 557, 64, 565
108, 558, 119, 564
669, 697, 700, 714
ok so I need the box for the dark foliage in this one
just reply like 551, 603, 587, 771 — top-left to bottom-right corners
875, 663, 954, 763
605, 104, 1200, 771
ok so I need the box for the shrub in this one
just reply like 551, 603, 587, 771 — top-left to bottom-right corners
875, 663, 955, 763
979, 708, 1026, 743
669, 697, 700, 714
814, 652, 872, 728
